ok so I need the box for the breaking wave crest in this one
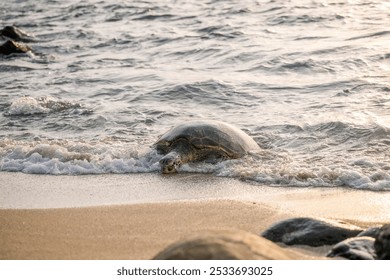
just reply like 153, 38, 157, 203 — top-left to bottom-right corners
7, 96, 91, 115
1, 134, 390, 191
0, 139, 159, 174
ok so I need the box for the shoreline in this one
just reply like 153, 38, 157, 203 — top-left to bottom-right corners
2, 172, 389, 218
1, 172, 389, 259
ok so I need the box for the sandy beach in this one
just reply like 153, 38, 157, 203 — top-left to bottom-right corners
1, 172, 389, 259
1, 200, 289, 259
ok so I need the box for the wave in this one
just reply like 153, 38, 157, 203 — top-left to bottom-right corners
132, 80, 257, 109
267, 14, 344, 26
0, 138, 159, 175
347, 30, 390, 41
1, 146, 389, 191
133, 14, 174, 21
196, 25, 244, 40
1, 123, 390, 191
7, 96, 92, 116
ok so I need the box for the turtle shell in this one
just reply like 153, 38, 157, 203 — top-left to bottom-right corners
155, 120, 259, 158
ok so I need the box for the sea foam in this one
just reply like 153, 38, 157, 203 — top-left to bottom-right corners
0, 139, 160, 175
1, 138, 390, 191
8, 96, 90, 115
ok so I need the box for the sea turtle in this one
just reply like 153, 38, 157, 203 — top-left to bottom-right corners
154, 120, 260, 174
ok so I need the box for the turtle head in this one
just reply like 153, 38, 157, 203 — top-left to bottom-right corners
159, 151, 182, 174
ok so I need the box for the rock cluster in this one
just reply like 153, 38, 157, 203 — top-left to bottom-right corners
154, 218, 390, 260
0, 26, 33, 55
260, 218, 389, 260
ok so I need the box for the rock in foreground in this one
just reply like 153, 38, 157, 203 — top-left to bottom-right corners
375, 224, 390, 260
153, 230, 312, 260
261, 217, 363, 246
327, 236, 376, 260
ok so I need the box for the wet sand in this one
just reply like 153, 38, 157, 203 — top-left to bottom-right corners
1, 200, 291, 259
0, 172, 389, 259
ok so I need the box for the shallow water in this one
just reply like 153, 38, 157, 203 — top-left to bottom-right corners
1, 0, 390, 190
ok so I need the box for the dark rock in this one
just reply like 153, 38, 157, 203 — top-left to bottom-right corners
0, 26, 32, 42
357, 227, 381, 238
0, 40, 32, 55
153, 230, 312, 260
261, 217, 363, 246
327, 236, 376, 260
374, 224, 390, 260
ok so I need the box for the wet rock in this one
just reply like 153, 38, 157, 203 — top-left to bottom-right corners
327, 236, 376, 260
261, 217, 363, 246
0, 40, 32, 55
374, 224, 390, 260
153, 230, 311, 260
0, 26, 32, 42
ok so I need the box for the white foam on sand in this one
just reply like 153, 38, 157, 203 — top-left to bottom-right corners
1, 138, 390, 191
0, 138, 160, 174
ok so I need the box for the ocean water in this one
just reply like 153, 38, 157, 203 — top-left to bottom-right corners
1, 0, 390, 190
